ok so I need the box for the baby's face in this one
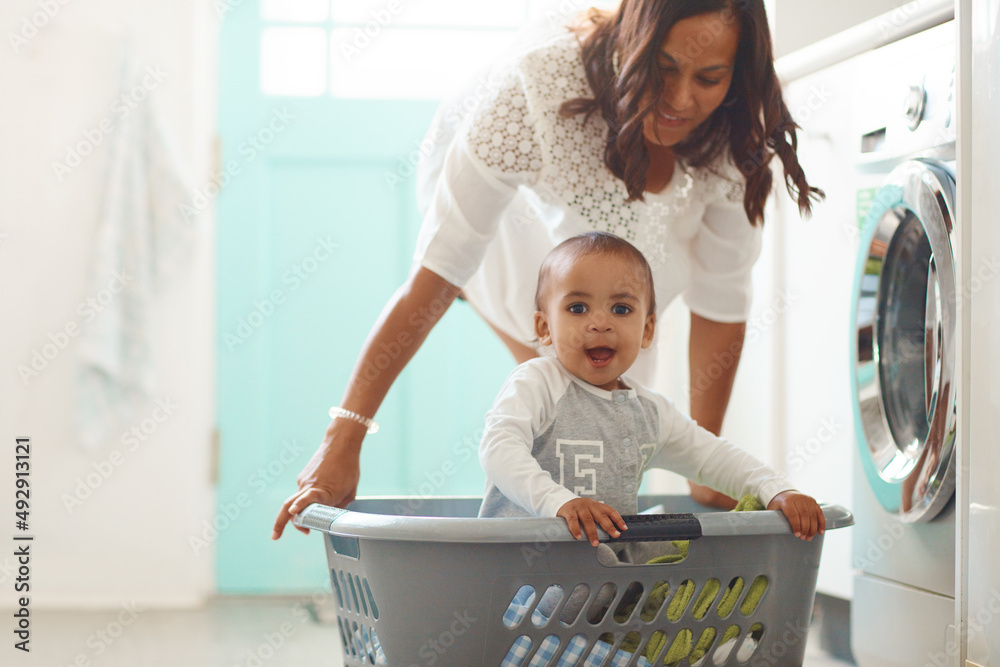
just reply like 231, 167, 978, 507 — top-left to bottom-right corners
534, 252, 655, 390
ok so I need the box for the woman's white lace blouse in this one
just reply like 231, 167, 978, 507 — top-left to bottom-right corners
414, 30, 763, 346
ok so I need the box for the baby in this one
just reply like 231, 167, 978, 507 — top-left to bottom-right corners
478, 231, 825, 545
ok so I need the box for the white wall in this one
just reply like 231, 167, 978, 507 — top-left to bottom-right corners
963, 0, 1000, 661
0, 0, 216, 607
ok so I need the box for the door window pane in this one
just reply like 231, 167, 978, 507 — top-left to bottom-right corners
330, 28, 510, 99
332, 0, 528, 28
261, 0, 330, 22
261, 27, 328, 96
258, 0, 621, 98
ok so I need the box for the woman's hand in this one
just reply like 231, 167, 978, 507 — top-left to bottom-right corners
272, 419, 365, 539
557, 498, 628, 547
767, 491, 826, 541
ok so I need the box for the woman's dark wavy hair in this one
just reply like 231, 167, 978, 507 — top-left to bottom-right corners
560, 0, 824, 225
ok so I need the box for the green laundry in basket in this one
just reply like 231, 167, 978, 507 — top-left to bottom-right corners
617, 494, 768, 665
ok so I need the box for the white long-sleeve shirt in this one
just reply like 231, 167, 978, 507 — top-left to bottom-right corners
478, 357, 793, 518
415, 30, 764, 354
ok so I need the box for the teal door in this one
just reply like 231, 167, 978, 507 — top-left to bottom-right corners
216, 0, 531, 592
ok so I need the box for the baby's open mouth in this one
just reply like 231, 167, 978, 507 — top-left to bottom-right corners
586, 347, 615, 367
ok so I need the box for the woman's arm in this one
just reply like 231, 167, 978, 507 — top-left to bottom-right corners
686, 312, 746, 510
272, 266, 461, 538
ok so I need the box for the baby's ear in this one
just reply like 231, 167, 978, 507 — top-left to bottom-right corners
641, 312, 656, 348
534, 311, 552, 346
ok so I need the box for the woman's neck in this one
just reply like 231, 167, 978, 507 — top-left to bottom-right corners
644, 142, 676, 194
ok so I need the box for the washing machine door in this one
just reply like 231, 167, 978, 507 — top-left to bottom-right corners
851, 159, 957, 523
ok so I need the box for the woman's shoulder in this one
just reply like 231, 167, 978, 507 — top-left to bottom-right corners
518, 28, 581, 64
508, 29, 589, 100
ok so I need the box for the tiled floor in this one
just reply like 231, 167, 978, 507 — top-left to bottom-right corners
25, 597, 853, 666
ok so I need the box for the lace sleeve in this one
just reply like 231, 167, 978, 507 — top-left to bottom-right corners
412, 66, 544, 288
465, 67, 544, 179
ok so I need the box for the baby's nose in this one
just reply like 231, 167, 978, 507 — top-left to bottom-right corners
589, 314, 612, 332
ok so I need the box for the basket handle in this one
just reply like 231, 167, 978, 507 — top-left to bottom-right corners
295, 504, 349, 531
603, 513, 703, 542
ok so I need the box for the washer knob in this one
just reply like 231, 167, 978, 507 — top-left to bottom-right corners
903, 85, 926, 130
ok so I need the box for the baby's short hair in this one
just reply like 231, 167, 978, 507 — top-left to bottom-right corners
535, 231, 656, 315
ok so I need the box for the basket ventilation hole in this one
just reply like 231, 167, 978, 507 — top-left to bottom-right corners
735, 623, 764, 663
504, 635, 532, 666
338, 618, 357, 658
716, 577, 744, 619
666, 629, 693, 664
665, 579, 695, 621
639, 580, 669, 622
559, 584, 591, 626
348, 575, 363, 616
586, 582, 617, 624
354, 574, 370, 617
646, 630, 669, 663
532, 585, 564, 627
361, 624, 376, 664
739, 576, 768, 617
613, 582, 644, 624
339, 571, 353, 613
351, 621, 364, 660
527, 634, 561, 667
503, 585, 537, 628
711, 625, 742, 665
363, 577, 379, 620
621, 631, 643, 657
335, 618, 350, 656
369, 627, 383, 664
557, 634, 587, 666
331, 569, 345, 610
687, 627, 719, 666
584, 635, 615, 664
693, 578, 722, 620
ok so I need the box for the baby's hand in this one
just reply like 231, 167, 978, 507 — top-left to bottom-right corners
767, 491, 826, 541
557, 498, 628, 547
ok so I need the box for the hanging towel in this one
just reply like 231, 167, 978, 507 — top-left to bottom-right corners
76, 53, 195, 449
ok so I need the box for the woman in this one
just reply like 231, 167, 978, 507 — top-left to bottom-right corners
272, 0, 822, 539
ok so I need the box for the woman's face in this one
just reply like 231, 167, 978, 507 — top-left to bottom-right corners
641, 10, 740, 149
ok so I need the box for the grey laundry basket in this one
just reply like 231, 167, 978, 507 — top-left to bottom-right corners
294, 495, 852, 667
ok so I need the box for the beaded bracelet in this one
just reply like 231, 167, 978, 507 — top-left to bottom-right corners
329, 406, 379, 434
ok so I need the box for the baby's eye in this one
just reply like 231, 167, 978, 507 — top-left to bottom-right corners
568, 303, 587, 314
612, 304, 632, 315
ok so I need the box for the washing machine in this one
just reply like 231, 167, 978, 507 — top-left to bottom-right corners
847, 21, 959, 666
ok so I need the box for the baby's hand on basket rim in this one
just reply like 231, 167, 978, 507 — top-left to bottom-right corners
767, 491, 826, 541
557, 498, 628, 547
